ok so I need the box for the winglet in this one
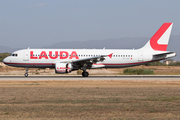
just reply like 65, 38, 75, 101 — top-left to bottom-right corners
108, 53, 113, 58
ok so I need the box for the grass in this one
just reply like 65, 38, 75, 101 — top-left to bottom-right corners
124, 68, 154, 75
0, 80, 180, 119
2, 66, 180, 75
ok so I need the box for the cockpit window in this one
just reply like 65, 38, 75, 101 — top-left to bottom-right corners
11, 53, 18, 57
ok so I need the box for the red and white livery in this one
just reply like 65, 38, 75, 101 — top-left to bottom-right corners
3, 23, 176, 77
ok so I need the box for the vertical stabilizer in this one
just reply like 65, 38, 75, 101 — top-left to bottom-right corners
140, 23, 173, 51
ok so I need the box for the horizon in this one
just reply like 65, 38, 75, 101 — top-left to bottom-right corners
1, 1, 180, 48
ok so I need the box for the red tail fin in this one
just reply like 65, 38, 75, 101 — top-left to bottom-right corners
140, 23, 173, 51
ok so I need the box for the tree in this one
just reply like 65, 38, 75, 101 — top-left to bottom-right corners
0, 53, 11, 62
145, 61, 165, 66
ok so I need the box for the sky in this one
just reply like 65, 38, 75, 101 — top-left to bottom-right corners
0, 0, 180, 48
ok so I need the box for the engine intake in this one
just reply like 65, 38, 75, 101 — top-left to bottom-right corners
55, 63, 73, 74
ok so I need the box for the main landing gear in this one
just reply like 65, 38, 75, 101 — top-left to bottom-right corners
81, 65, 89, 77
24, 68, 28, 77
82, 71, 89, 77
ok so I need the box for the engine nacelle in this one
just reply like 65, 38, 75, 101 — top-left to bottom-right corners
55, 63, 73, 74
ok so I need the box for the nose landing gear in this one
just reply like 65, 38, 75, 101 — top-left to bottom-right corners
24, 68, 28, 77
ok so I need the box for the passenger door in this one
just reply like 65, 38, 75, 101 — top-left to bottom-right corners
23, 50, 29, 61
138, 51, 143, 61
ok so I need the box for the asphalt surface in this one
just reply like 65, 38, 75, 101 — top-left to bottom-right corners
0, 75, 180, 81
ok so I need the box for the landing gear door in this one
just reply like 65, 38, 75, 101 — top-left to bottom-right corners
23, 50, 29, 61
138, 51, 143, 61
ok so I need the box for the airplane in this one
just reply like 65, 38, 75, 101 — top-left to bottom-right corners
3, 23, 176, 77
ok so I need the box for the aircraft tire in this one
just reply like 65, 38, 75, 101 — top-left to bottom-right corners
24, 73, 28, 77
82, 72, 89, 77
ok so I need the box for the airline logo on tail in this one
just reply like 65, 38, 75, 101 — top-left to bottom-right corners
150, 23, 173, 51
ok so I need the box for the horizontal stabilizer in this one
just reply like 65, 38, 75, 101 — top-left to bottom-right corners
153, 52, 175, 57
153, 51, 176, 59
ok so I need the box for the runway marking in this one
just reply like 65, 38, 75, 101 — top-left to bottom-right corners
0, 75, 180, 81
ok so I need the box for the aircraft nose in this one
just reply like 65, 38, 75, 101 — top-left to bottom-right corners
3, 57, 9, 64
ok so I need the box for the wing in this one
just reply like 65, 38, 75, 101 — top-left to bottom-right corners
60, 53, 113, 69
71, 55, 108, 69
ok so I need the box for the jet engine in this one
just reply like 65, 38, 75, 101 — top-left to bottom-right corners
55, 63, 73, 74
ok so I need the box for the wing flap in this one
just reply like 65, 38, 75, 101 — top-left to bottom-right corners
72, 55, 105, 63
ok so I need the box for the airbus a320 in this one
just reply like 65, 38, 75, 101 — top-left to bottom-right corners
3, 23, 176, 77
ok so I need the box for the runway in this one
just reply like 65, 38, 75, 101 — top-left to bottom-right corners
0, 75, 180, 81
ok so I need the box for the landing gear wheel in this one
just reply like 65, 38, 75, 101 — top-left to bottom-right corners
24, 73, 28, 77
24, 68, 29, 77
82, 72, 89, 77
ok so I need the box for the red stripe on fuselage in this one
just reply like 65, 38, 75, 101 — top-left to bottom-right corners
3, 62, 54, 65
3, 59, 163, 67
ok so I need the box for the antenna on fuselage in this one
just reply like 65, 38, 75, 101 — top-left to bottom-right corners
28, 47, 30, 49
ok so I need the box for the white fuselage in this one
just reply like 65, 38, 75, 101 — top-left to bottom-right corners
3, 48, 174, 69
